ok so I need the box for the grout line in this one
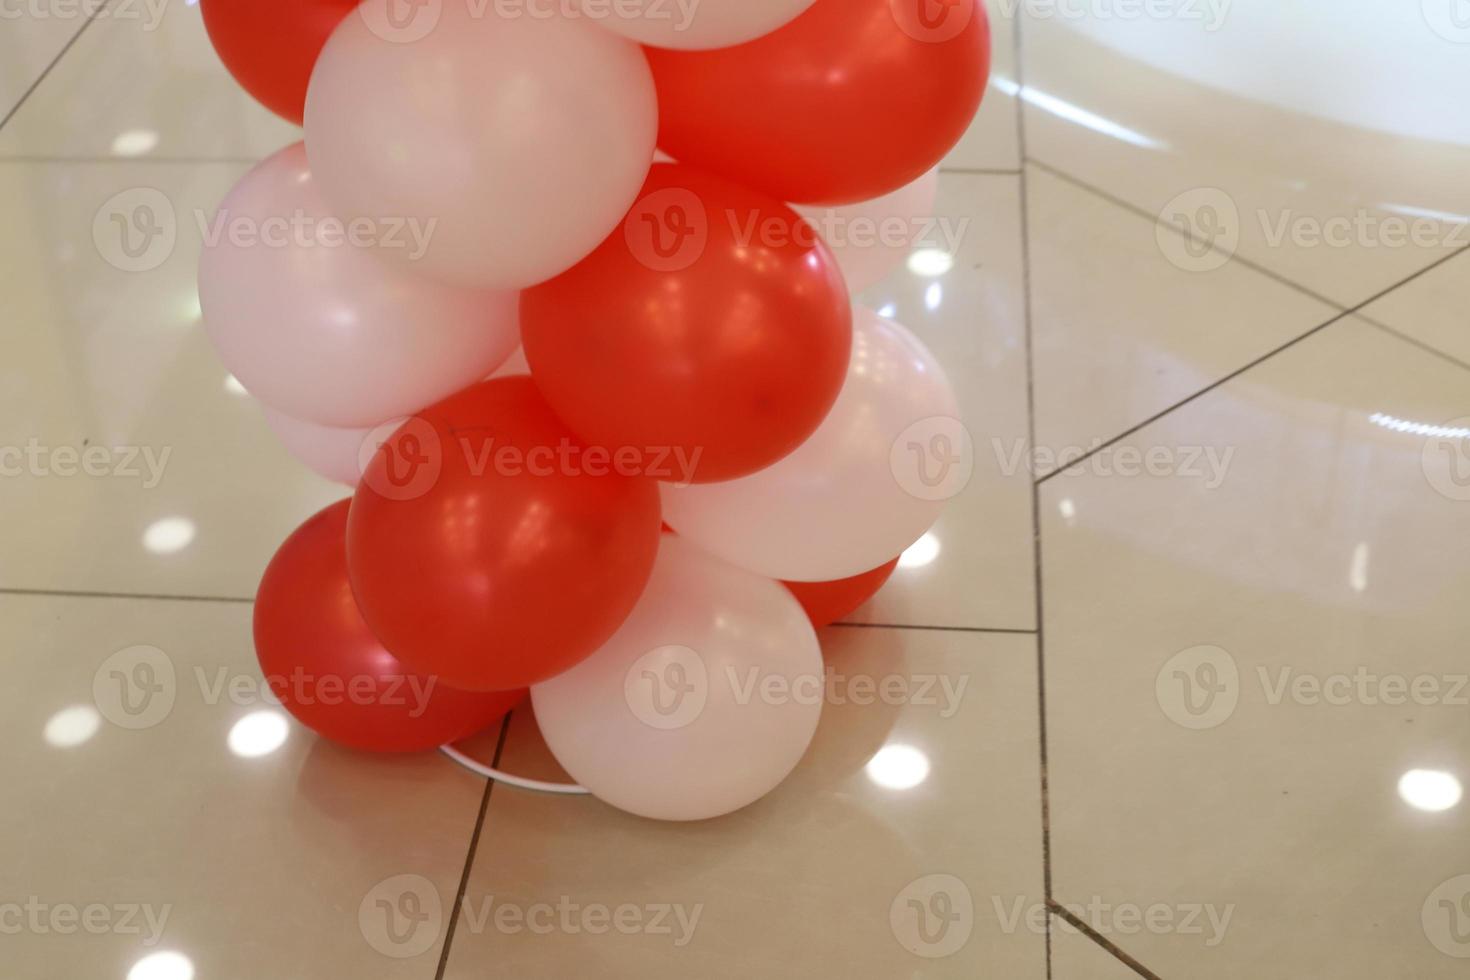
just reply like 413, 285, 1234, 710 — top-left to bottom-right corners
828, 622, 1038, 635
1357, 311, 1470, 376
1050, 903, 1166, 980
0, 1, 112, 133
1034, 242, 1470, 486
0, 586, 253, 604
434, 712, 512, 980
1024, 157, 1349, 313
1010, 13, 1054, 980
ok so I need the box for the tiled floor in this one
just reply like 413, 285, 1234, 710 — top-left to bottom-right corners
4, 1, 1469, 978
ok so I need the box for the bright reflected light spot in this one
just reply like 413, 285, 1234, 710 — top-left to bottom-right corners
1398, 770, 1462, 813
1369, 412, 1470, 439
111, 129, 159, 157
990, 76, 1021, 97
898, 532, 941, 569
44, 704, 101, 748
1058, 498, 1077, 524
223, 374, 248, 396
143, 517, 195, 554
990, 75, 1166, 150
1380, 202, 1470, 225
128, 951, 195, 980
907, 249, 953, 277
866, 744, 931, 791
228, 710, 290, 758
876, 303, 898, 319
924, 282, 944, 311
1350, 542, 1370, 594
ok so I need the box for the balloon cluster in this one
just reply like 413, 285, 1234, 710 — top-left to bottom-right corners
200, 0, 989, 821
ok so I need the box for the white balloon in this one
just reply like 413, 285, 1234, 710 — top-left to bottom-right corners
198, 143, 520, 428
662, 307, 966, 581
260, 406, 371, 487
794, 168, 940, 294
580, 0, 815, 50
304, 0, 657, 289
532, 534, 823, 821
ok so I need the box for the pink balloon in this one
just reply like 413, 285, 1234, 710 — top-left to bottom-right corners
260, 405, 372, 487
794, 168, 940, 294
532, 533, 822, 821
304, 0, 657, 290
199, 143, 519, 428
662, 306, 965, 582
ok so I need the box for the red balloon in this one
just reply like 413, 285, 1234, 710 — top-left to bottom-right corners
785, 558, 900, 629
646, 0, 990, 205
347, 377, 662, 692
255, 500, 523, 753
522, 164, 851, 484
201, 0, 361, 125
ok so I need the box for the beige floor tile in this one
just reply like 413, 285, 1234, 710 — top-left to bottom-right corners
851, 174, 1034, 629
443, 627, 1046, 979
0, 159, 343, 597
0, 9, 87, 122
1042, 317, 1470, 979
943, 0, 1021, 172
0, 0, 299, 159
1050, 918, 1147, 980
1026, 163, 1337, 472
1360, 250, 1470, 367
1019, 6, 1470, 307
1, 591, 490, 977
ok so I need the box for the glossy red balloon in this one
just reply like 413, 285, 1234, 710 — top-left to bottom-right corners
201, 0, 361, 125
784, 558, 900, 629
522, 164, 851, 484
255, 500, 523, 753
646, 0, 990, 205
347, 377, 663, 692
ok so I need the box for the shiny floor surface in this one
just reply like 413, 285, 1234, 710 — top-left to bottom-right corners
5, 2, 1470, 978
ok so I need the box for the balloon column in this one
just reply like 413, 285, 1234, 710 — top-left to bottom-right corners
200, 0, 988, 821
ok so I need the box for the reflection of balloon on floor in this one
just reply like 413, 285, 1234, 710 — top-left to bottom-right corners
201, 0, 987, 820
